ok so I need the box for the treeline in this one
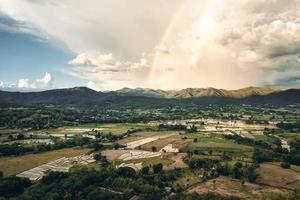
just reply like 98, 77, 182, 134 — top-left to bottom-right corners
224, 134, 274, 149
0, 137, 91, 157
0, 127, 144, 157
252, 139, 300, 166
0, 166, 239, 200
277, 121, 300, 131
157, 124, 187, 131
187, 158, 258, 183
224, 134, 300, 167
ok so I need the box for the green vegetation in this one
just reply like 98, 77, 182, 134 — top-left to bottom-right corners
0, 102, 300, 199
0, 148, 90, 177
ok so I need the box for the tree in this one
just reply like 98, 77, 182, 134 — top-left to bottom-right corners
0, 171, 3, 180
216, 163, 230, 176
86, 190, 123, 200
153, 163, 163, 174
247, 165, 258, 183
193, 138, 198, 143
152, 146, 157, 152
234, 161, 243, 168
189, 124, 197, 133
41, 171, 68, 184
0, 177, 32, 198
231, 162, 243, 179
280, 162, 290, 169
113, 143, 124, 150
93, 143, 103, 151
141, 166, 150, 175
16, 134, 25, 140
231, 166, 242, 179
94, 153, 102, 160
8, 135, 14, 141
116, 167, 136, 178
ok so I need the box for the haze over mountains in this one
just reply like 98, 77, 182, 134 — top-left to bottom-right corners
0, 86, 300, 107
116, 87, 278, 99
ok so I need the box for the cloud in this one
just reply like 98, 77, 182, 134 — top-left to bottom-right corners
0, 0, 183, 59
18, 79, 32, 88
86, 81, 102, 91
36, 72, 53, 87
68, 53, 92, 65
1, 0, 300, 90
68, 53, 150, 90
149, 0, 300, 89
1, 72, 54, 90
96, 53, 116, 65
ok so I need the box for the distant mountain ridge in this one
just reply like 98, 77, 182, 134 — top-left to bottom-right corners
0, 86, 299, 107
116, 87, 278, 98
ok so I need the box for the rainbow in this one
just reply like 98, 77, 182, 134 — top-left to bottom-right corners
148, 1, 188, 86
147, 0, 215, 88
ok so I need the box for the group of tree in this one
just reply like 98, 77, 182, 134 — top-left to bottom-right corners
187, 158, 258, 183
276, 121, 300, 131
224, 134, 272, 149
157, 124, 187, 131
0, 166, 192, 199
0, 136, 92, 157
252, 139, 300, 166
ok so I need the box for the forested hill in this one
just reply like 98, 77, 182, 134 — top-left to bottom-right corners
0, 87, 300, 107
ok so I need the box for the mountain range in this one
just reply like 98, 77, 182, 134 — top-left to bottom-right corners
0, 86, 299, 107
116, 87, 278, 98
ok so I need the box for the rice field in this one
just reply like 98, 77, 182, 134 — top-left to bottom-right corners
0, 147, 91, 177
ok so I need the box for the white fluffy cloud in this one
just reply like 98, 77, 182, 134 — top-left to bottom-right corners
68, 53, 92, 65
36, 72, 53, 88
18, 79, 32, 88
68, 53, 150, 90
1, 72, 53, 90
86, 81, 102, 91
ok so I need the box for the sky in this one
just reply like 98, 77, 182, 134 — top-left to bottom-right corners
0, 0, 300, 91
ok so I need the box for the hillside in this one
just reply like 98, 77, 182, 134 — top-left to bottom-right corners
0, 87, 299, 107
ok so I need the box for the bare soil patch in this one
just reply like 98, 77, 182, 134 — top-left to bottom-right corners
164, 153, 188, 170
188, 176, 292, 199
257, 163, 300, 190
102, 149, 129, 161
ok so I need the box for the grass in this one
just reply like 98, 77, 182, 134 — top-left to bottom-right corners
117, 156, 174, 167
253, 134, 276, 143
183, 133, 253, 154
187, 176, 294, 199
142, 156, 174, 167
277, 132, 300, 143
272, 162, 300, 173
0, 147, 91, 177
186, 133, 232, 143
71, 162, 102, 172
257, 163, 300, 190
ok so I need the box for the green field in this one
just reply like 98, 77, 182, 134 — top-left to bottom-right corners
121, 156, 174, 167
0, 147, 91, 177
184, 133, 253, 153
